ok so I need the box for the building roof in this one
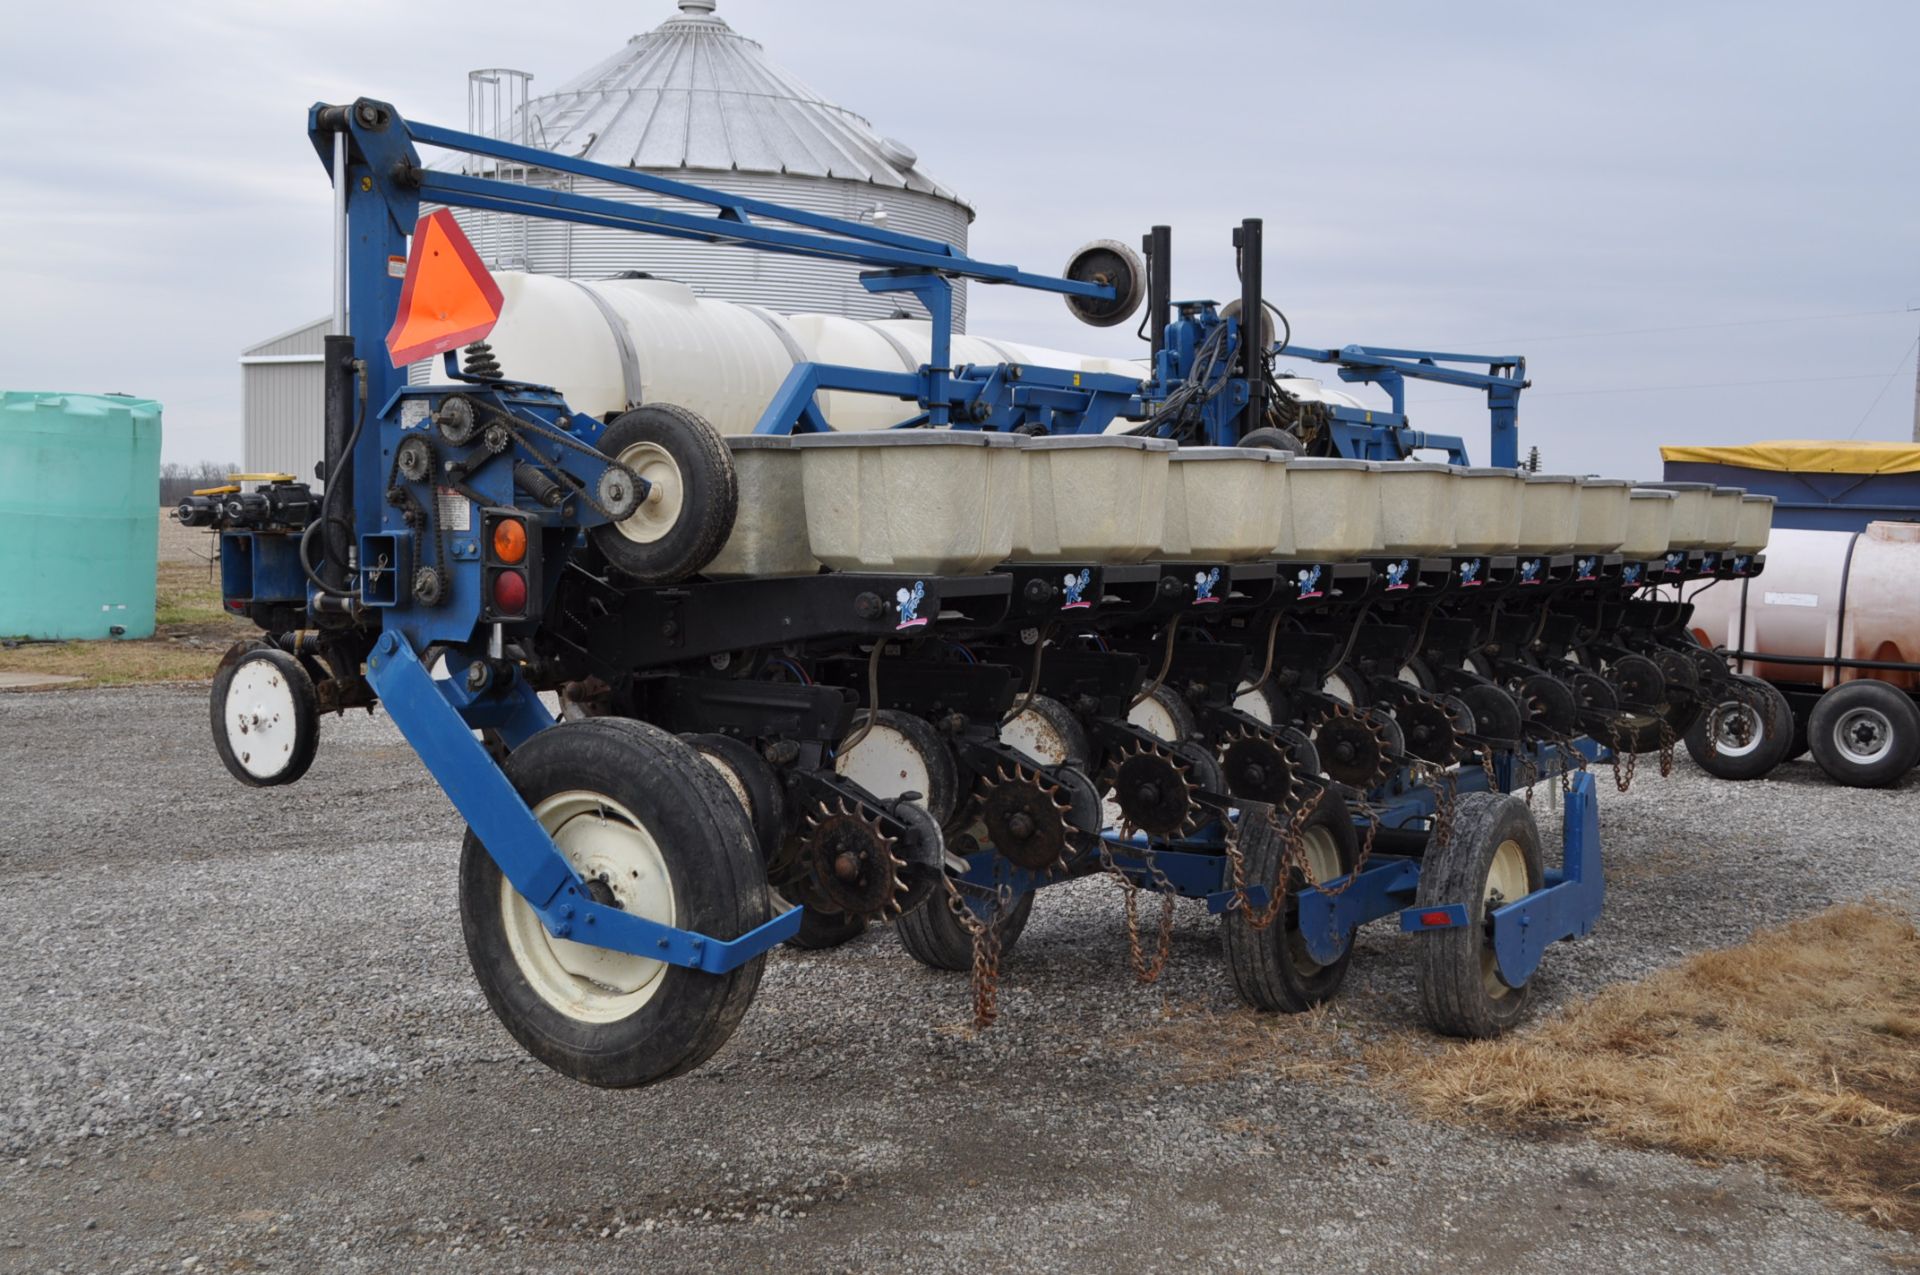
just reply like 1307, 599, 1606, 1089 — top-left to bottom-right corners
521, 1, 970, 211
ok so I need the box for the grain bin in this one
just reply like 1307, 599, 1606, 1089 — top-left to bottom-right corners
0, 392, 161, 639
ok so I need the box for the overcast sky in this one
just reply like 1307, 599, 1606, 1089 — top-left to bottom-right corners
1, 0, 1914, 477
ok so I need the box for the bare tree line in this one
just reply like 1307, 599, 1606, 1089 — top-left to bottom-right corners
159, 461, 243, 507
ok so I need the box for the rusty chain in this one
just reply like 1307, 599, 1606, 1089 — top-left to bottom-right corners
1220, 798, 1316, 931
1097, 839, 1176, 984
1608, 721, 1638, 793
943, 876, 1014, 1029
1657, 713, 1677, 777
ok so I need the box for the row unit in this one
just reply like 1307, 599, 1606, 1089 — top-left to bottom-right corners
702, 433, 1776, 578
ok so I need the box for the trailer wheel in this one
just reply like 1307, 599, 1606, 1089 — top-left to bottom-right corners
1415, 791, 1544, 1039
1807, 680, 1920, 788
209, 646, 319, 787
458, 719, 768, 1088
896, 887, 1036, 972
1238, 426, 1304, 458
835, 709, 961, 825
590, 404, 738, 584
1222, 790, 1360, 1013
1682, 677, 1792, 780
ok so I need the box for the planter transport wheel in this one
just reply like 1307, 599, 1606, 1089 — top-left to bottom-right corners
210, 645, 320, 788
1807, 680, 1920, 789
1414, 791, 1545, 1039
458, 718, 769, 1089
588, 403, 738, 584
1222, 790, 1361, 1013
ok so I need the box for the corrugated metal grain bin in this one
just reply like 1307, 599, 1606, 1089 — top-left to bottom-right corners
0, 392, 162, 639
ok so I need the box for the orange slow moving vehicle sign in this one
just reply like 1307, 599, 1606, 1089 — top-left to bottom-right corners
384, 209, 505, 368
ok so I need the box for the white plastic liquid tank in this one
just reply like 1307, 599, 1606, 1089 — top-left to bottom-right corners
470, 271, 1153, 433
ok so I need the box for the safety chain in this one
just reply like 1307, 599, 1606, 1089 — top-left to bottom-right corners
1220, 799, 1316, 931
943, 876, 1014, 1029
1608, 721, 1638, 793
1099, 839, 1177, 984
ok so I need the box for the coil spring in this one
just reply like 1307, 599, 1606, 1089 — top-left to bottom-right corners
462, 341, 503, 380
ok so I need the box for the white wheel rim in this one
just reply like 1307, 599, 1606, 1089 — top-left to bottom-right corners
224, 659, 301, 780
611, 440, 682, 544
1481, 838, 1530, 998
1127, 695, 1181, 742
1285, 825, 1344, 974
1711, 700, 1765, 759
501, 791, 676, 1023
1233, 681, 1274, 725
1396, 665, 1425, 690
1003, 707, 1074, 767
1833, 706, 1895, 766
836, 723, 933, 807
1323, 671, 1359, 706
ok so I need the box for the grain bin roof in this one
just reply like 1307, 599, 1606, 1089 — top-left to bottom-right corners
522, 0, 971, 214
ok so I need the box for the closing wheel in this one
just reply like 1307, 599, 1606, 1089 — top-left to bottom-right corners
1807, 679, 1920, 788
1415, 792, 1544, 1039
589, 403, 738, 584
209, 645, 319, 787
896, 887, 1036, 972
458, 718, 769, 1088
1682, 677, 1792, 781
1222, 790, 1361, 1013
835, 709, 960, 826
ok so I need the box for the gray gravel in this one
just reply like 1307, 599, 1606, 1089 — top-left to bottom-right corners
2, 685, 1916, 1273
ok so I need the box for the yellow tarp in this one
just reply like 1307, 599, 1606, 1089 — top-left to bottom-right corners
1659, 440, 1920, 475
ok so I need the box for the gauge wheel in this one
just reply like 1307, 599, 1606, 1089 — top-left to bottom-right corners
1001, 694, 1092, 769
1414, 791, 1544, 1039
1807, 680, 1920, 789
457, 718, 769, 1088
834, 709, 961, 826
589, 403, 738, 585
896, 886, 1036, 972
209, 645, 319, 787
1222, 790, 1361, 1013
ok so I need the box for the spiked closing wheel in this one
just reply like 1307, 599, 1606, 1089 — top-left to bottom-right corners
1103, 740, 1197, 838
801, 798, 907, 919
1219, 727, 1297, 807
1311, 702, 1393, 789
978, 763, 1076, 871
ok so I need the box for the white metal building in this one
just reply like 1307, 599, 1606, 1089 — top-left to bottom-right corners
239, 317, 326, 479
243, 0, 975, 486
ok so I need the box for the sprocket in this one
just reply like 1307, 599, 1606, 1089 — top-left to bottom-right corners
1311, 701, 1393, 789
1101, 739, 1197, 838
1218, 726, 1297, 807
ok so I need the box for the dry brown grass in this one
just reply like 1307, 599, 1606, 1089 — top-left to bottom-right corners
1373, 902, 1920, 1230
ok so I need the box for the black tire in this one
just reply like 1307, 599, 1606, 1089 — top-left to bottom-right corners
1238, 426, 1304, 457
785, 906, 868, 951
683, 733, 786, 864
589, 403, 738, 584
1807, 680, 1920, 788
1682, 677, 1792, 780
1321, 667, 1372, 708
896, 888, 1036, 972
1396, 657, 1439, 693
458, 718, 768, 1088
209, 645, 319, 788
1785, 702, 1811, 763
1415, 791, 1544, 1039
1222, 791, 1361, 1013
834, 709, 961, 825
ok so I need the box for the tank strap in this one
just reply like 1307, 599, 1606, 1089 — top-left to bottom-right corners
739, 304, 809, 369
565, 280, 644, 410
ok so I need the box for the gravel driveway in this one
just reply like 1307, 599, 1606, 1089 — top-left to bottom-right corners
2, 686, 1915, 1273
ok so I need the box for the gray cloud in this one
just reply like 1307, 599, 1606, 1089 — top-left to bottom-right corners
0, 0, 1913, 476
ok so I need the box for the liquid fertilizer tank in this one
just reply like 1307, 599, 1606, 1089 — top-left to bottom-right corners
0, 392, 161, 640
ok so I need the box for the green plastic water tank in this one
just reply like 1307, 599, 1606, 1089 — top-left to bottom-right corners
0, 392, 163, 639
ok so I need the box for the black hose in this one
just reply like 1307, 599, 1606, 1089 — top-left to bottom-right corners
303, 377, 366, 597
